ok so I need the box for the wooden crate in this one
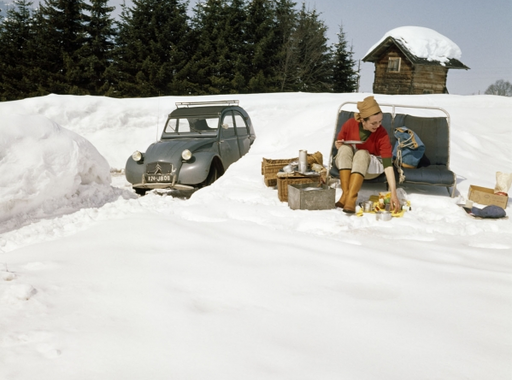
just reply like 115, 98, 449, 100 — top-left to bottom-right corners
277, 174, 322, 202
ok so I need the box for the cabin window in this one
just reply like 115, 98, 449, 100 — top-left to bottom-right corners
387, 57, 401, 72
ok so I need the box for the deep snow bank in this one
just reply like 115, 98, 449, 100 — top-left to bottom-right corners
0, 114, 125, 232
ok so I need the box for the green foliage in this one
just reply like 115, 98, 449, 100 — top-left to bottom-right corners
292, 4, 333, 92
0, 0, 359, 99
108, 0, 191, 97
245, 0, 280, 92
78, 0, 117, 95
0, 0, 38, 100
185, 0, 236, 94
273, 0, 299, 91
332, 24, 358, 93
36, 0, 89, 93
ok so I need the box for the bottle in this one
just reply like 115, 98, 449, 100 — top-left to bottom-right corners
396, 188, 408, 210
299, 150, 307, 174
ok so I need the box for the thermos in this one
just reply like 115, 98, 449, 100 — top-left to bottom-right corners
299, 149, 307, 173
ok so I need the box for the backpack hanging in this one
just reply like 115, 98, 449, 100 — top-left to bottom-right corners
392, 127, 425, 183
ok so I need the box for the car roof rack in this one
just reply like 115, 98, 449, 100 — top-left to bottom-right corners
175, 100, 239, 108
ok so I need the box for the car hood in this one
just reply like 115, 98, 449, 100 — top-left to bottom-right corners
144, 138, 215, 163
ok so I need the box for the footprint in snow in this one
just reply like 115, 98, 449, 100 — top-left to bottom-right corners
1, 270, 16, 281
1, 283, 37, 303
0, 331, 61, 359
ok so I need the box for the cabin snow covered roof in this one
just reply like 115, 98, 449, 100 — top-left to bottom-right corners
363, 26, 469, 70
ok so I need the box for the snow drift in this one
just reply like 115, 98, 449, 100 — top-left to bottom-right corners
0, 114, 116, 228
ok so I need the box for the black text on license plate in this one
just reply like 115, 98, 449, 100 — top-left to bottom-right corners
146, 174, 172, 183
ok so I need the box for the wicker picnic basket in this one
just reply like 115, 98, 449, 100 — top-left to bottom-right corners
277, 172, 322, 202
261, 152, 323, 187
261, 157, 297, 187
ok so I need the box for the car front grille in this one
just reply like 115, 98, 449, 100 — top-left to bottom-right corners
146, 162, 173, 175
142, 162, 176, 185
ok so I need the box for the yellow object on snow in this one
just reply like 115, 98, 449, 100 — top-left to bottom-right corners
355, 195, 410, 218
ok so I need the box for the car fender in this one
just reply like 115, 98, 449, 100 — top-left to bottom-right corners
178, 152, 223, 185
125, 156, 146, 184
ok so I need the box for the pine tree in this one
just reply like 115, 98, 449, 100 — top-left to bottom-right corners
0, 0, 38, 99
32, 0, 88, 94
273, 0, 298, 92
185, 0, 247, 94
0, 0, 358, 98
222, 0, 248, 93
245, 0, 280, 92
109, 0, 191, 97
77, 0, 116, 95
332, 23, 358, 93
292, 4, 332, 92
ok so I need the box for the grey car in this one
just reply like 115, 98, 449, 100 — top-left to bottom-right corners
125, 100, 256, 195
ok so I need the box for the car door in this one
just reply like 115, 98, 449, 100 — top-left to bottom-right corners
219, 111, 241, 167
233, 111, 251, 156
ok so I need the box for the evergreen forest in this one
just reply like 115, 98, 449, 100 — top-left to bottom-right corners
0, 0, 359, 100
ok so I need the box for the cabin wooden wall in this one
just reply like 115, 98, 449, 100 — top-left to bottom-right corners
411, 65, 448, 94
371, 45, 449, 94
372, 47, 412, 94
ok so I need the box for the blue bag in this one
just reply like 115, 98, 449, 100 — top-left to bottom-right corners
470, 205, 506, 219
393, 127, 425, 168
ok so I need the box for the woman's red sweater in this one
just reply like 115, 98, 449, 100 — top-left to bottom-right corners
337, 118, 393, 160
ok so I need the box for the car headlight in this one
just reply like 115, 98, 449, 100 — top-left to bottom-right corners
132, 151, 143, 162
181, 149, 192, 161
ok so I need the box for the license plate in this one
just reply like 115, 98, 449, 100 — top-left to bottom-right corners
144, 174, 173, 183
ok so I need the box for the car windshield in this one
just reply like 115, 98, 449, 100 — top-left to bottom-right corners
162, 117, 219, 136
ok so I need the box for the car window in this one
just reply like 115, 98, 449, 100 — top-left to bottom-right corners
202, 118, 220, 129
165, 118, 181, 133
234, 112, 248, 136
221, 112, 236, 138
189, 118, 218, 132
163, 117, 219, 135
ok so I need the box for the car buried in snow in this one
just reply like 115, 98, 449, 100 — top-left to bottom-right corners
125, 100, 256, 196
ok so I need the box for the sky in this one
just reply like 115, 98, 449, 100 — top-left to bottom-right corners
1, 91, 512, 379
109, 0, 512, 95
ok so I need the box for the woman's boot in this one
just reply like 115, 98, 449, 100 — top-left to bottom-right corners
335, 169, 351, 208
343, 173, 364, 214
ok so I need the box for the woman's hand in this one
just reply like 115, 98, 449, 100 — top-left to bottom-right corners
383, 166, 401, 213
390, 192, 401, 213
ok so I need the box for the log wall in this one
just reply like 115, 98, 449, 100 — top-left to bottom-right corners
371, 45, 449, 94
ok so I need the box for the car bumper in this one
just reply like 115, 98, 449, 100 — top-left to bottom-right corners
132, 175, 196, 191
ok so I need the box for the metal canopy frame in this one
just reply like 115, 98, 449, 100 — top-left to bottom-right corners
175, 100, 239, 108
328, 101, 455, 197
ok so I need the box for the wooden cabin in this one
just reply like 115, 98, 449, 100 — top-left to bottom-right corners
362, 34, 469, 95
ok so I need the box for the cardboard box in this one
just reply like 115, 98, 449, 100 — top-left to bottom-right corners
288, 183, 335, 210
468, 185, 508, 208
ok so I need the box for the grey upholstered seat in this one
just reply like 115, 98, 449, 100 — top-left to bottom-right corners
330, 110, 456, 196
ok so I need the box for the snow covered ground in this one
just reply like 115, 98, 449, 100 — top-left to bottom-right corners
0, 92, 511, 380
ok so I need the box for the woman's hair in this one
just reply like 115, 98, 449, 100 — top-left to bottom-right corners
363, 111, 382, 122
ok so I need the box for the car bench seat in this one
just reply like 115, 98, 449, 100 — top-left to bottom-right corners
328, 103, 457, 197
